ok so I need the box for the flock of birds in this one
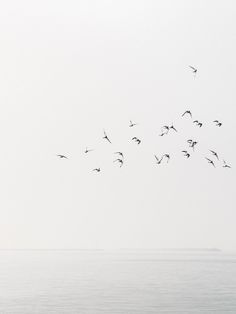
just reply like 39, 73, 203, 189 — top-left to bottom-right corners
56, 66, 232, 171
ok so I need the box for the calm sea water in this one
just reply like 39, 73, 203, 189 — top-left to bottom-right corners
0, 250, 236, 313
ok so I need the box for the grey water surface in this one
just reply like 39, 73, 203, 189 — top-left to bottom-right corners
0, 250, 236, 313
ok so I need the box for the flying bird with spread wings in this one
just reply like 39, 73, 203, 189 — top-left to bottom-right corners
209, 150, 219, 160
103, 130, 112, 143
163, 154, 170, 163
169, 124, 177, 132
213, 120, 222, 127
132, 137, 141, 145
223, 160, 231, 168
182, 110, 192, 118
189, 65, 197, 77
93, 168, 101, 172
182, 151, 190, 158
114, 152, 124, 159
129, 120, 137, 127
85, 147, 93, 153
154, 155, 163, 164
57, 154, 68, 159
114, 159, 124, 167
205, 158, 215, 167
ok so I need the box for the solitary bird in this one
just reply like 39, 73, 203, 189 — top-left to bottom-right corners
193, 120, 203, 127
103, 130, 112, 143
223, 160, 231, 168
189, 65, 197, 77
154, 155, 163, 164
114, 158, 123, 167
129, 120, 137, 127
190, 141, 198, 151
57, 154, 68, 159
170, 124, 177, 132
162, 125, 170, 132
182, 110, 192, 118
163, 154, 170, 163
93, 168, 101, 172
205, 158, 215, 167
115, 152, 124, 159
182, 151, 190, 158
210, 150, 219, 160
213, 120, 222, 127
132, 137, 141, 144
85, 147, 93, 153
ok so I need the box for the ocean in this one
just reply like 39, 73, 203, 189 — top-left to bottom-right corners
0, 250, 236, 313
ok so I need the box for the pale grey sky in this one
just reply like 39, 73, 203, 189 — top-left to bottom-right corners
0, 0, 235, 249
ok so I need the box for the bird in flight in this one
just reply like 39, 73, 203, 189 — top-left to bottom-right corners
189, 65, 197, 77
85, 147, 93, 153
162, 125, 170, 132
114, 158, 124, 167
115, 152, 124, 159
129, 120, 137, 127
210, 150, 219, 160
103, 130, 112, 143
182, 110, 192, 118
190, 141, 198, 151
169, 124, 177, 132
223, 160, 231, 168
57, 154, 68, 159
182, 151, 190, 158
163, 154, 170, 163
93, 168, 101, 172
205, 158, 215, 167
132, 137, 141, 144
213, 120, 222, 127
154, 155, 163, 164
193, 120, 203, 127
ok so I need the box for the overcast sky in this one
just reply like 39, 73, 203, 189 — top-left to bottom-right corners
0, 0, 235, 250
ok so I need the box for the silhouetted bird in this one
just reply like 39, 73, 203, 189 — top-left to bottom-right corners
85, 147, 93, 153
182, 151, 190, 158
190, 141, 198, 151
182, 110, 192, 118
223, 160, 231, 168
57, 154, 68, 159
189, 65, 197, 76
205, 158, 215, 167
114, 158, 123, 167
213, 120, 222, 127
163, 154, 170, 163
93, 168, 101, 172
103, 130, 112, 143
210, 150, 219, 160
154, 155, 163, 164
132, 137, 141, 144
162, 125, 170, 132
170, 124, 177, 132
129, 120, 137, 127
115, 152, 124, 159
193, 120, 203, 127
